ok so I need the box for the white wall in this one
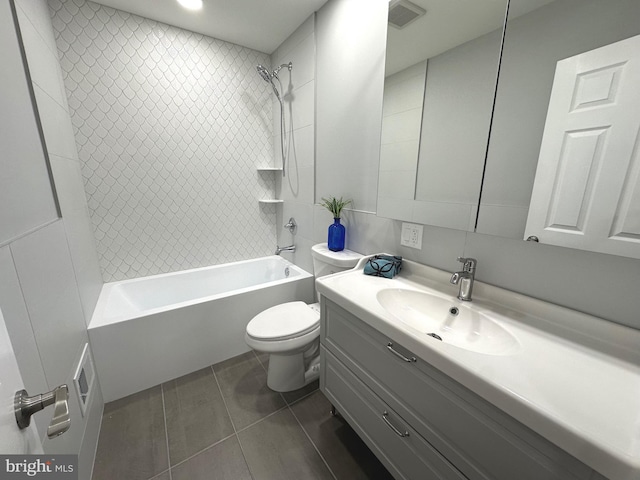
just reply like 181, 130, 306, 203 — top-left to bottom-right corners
50, 0, 277, 281
273, 15, 318, 274
1, 0, 103, 477
0, 0, 57, 244
315, 0, 388, 213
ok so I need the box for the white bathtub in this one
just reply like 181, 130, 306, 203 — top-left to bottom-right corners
88, 256, 314, 402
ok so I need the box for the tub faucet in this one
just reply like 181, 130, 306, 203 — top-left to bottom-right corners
450, 257, 477, 301
275, 244, 296, 255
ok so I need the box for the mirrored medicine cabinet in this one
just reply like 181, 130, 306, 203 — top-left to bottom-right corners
378, 0, 640, 259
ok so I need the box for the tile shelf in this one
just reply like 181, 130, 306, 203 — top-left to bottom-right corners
257, 167, 283, 204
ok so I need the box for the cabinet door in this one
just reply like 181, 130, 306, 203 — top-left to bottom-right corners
525, 34, 640, 258
322, 347, 466, 480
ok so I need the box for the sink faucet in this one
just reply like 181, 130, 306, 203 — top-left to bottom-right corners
275, 244, 296, 255
450, 257, 477, 301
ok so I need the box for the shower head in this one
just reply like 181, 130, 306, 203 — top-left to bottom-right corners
257, 62, 293, 178
256, 64, 282, 102
256, 64, 272, 82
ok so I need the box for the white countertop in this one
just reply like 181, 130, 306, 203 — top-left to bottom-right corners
316, 257, 640, 480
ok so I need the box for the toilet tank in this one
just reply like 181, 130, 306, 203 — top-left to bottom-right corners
311, 243, 363, 278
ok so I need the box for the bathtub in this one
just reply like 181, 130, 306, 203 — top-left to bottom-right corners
88, 256, 314, 402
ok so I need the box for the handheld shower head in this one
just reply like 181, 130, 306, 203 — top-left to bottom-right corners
256, 61, 293, 177
256, 64, 271, 82
257, 64, 282, 101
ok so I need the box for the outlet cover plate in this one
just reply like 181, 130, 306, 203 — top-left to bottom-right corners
401, 222, 423, 249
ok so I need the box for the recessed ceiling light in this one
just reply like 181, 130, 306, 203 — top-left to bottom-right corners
177, 0, 203, 11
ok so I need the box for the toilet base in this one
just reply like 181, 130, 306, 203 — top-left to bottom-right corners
266, 352, 320, 392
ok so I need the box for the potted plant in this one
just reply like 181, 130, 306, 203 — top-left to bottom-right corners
320, 196, 352, 251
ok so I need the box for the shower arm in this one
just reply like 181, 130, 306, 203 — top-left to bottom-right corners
272, 62, 293, 79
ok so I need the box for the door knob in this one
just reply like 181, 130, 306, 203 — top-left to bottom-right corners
15, 385, 71, 438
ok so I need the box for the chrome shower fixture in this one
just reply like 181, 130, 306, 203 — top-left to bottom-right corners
256, 64, 271, 82
271, 62, 293, 79
256, 62, 292, 81
256, 61, 293, 177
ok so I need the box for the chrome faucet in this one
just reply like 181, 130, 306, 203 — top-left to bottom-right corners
275, 244, 296, 255
450, 257, 477, 301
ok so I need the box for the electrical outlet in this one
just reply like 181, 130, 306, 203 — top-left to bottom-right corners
400, 222, 423, 249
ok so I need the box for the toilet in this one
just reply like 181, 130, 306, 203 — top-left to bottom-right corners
245, 243, 362, 392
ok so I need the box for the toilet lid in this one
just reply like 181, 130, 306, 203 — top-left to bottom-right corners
247, 301, 319, 341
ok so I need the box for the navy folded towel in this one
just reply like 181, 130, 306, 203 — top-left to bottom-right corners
363, 255, 403, 279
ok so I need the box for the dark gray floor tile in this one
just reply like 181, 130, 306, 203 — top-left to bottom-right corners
291, 391, 394, 480
213, 351, 286, 430
281, 379, 319, 405
238, 408, 334, 480
149, 471, 170, 480
92, 387, 168, 480
163, 367, 235, 465
171, 435, 252, 480
255, 350, 269, 369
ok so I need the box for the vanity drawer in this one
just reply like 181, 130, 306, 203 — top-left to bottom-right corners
321, 299, 593, 480
322, 347, 467, 480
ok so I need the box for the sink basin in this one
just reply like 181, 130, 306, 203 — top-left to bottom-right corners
376, 289, 520, 355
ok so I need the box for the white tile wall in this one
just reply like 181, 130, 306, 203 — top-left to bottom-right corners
17, 0, 102, 325
11, 2, 104, 476
10, 221, 89, 389
0, 0, 58, 245
49, 0, 277, 281
274, 15, 318, 271
315, 0, 387, 214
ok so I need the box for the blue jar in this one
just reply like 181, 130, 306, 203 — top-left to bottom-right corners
327, 218, 345, 251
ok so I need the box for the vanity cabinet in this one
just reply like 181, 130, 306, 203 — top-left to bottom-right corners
320, 298, 605, 480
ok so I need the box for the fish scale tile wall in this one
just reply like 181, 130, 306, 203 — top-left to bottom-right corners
49, 0, 277, 281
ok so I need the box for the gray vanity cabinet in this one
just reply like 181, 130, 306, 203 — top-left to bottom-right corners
320, 298, 605, 480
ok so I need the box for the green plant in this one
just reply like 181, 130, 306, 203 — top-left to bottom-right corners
320, 196, 352, 218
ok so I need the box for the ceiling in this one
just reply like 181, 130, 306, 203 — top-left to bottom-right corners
90, 0, 329, 54
89, 0, 559, 75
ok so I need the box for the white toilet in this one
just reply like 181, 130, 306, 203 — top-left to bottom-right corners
245, 243, 362, 392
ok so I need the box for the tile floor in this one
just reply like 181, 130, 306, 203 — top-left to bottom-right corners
91, 350, 394, 480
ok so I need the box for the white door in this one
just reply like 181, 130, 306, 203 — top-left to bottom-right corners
525, 34, 640, 258
0, 307, 43, 454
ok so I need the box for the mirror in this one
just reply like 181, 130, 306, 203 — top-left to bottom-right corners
477, 0, 640, 259
377, 0, 509, 230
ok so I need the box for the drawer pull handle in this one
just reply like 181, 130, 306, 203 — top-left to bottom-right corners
382, 411, 409, 438
386, 342, 416, 363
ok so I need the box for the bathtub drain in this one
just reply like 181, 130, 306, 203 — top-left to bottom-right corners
285, 267, 290, 277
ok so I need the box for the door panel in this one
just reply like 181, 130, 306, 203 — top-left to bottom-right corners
525, 34, 640, 258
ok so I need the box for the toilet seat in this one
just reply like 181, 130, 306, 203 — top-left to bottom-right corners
246, 301, 319, 341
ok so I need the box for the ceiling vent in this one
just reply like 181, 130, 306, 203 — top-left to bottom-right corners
388, 0, 427, 29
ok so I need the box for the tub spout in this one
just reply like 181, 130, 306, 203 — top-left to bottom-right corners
275, 244, 296, 255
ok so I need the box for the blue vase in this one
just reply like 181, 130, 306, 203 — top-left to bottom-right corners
327, 217, 345, 251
